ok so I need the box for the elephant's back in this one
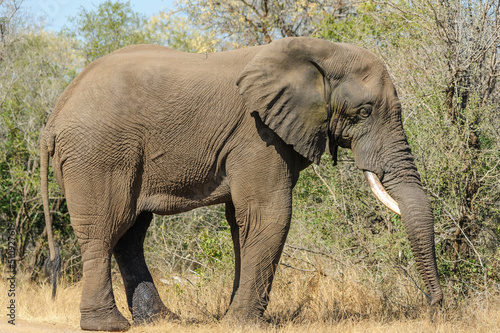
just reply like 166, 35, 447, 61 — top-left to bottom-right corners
46, 44, 254, 177
49, 44, 254, 126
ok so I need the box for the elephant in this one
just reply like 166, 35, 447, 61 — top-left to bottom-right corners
40, 37, 443, 331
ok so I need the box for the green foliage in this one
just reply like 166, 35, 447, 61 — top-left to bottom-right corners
0, 21, 77, 276
145, 11, 218, 53
143, 206, 233, 277
178, 0, 347, 48
66, 1, 218, 63
319, 1, 380, 43
66, 1, 152, 64
197, 228, 232, 264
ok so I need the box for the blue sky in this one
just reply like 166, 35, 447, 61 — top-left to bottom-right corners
23, 0, 176, 31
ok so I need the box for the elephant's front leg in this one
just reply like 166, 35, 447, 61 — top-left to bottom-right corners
225, 202, 241, 305
225, 188, 292, 323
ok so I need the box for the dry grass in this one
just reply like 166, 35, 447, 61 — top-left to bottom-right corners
2, 265, 499, 333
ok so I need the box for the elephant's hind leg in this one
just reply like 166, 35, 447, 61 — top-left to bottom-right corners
64, 169, 142, 331
113, 212, 177, 325
73, 214, 131, 332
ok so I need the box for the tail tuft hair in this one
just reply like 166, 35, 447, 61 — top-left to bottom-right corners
44, 246, 61, 299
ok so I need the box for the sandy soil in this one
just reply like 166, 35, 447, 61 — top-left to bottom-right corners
1, 276, 498, 333
0, 319, 84, 333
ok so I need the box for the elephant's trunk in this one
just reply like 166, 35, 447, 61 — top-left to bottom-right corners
367, 156, 443, 305
356, 135, 442, 304
367, 172, 442, 304
390, 184, 443, 305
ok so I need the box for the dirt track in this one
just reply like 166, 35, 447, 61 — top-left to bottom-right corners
0, 319, 83, 333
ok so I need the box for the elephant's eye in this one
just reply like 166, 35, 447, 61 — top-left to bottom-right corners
359, 105, 372, 118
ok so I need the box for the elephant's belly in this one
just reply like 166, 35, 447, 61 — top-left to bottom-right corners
137, 180, 231, 215
139, 138, 232, 214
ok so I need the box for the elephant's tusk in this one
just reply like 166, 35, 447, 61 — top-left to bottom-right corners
364, 171, 401, 215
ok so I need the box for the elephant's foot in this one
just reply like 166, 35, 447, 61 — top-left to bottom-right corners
223, 306, 267, 328
132, 281, 179, 325
81, 306, 130, 331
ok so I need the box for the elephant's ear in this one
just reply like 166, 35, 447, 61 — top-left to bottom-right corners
236, 37, 332, 164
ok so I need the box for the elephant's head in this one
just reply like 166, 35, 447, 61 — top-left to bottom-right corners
237, 37, 443, 305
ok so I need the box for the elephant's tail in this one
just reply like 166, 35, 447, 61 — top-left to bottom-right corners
41, 131, 61, 299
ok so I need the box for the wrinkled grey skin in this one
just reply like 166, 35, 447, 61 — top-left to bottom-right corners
41, 37, 442, 331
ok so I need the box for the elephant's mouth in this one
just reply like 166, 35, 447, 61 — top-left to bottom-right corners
363, 171, 401, 215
